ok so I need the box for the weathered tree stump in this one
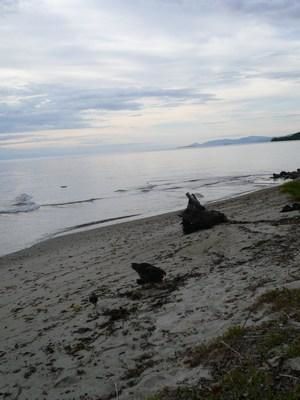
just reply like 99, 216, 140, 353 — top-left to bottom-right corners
181, 192, 227, 234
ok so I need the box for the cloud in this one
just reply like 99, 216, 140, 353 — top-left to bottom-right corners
0, 0, 19, 13
226, 0, 300, 19
0, 85, 217, 133
0, 0, 300, 152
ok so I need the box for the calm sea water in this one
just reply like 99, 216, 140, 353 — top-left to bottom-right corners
0, 141, 299, 256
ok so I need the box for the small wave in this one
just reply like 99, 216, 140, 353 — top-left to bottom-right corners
42, 197, 103, 207
185, 178, 202, 183
0, 193, 40, 214
200, 175, 255, 187
161, 186, 183, 191
0, 194, 104, 215
201, 180, 223, 187
138, 184, 158, 193
114, 189, 128, 193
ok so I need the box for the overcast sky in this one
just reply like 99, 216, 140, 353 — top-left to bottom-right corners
1, 0, 300, 157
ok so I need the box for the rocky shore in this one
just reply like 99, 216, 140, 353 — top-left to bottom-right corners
1, 184, 300, 399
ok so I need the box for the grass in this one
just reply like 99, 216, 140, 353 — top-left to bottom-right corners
281, 181, 300, 201
286, 337, 300, 358
146, 370, 300, 400
185, 323, 298, 370
145, 287, 300, 400
259, 330, 287, 353
214, 367, 300, 400
252, 287, 300, 321
185, 325, 247, 368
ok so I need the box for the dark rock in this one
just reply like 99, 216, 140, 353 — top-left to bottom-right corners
88, 292, 98, 307
44, 343, 55, 354
272, 169, 300, 180
281, 205, 292, 212
131, 262, 166, 284
103, 307, 131, 321
281, 203, 300, 212
181, 192, 227, 234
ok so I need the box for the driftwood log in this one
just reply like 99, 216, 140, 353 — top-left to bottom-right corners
181, 192, 227, 234
131, 262, 166, 285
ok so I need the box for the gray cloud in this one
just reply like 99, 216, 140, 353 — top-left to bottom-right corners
226, 0, 300, 18
0, 85, 217, 133
261, 71, 300, 81
0, 0, 300, 148
0, 0, 19, 13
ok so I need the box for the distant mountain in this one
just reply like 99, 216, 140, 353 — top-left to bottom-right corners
271, 131, 300, 142
179, 136, 271, 149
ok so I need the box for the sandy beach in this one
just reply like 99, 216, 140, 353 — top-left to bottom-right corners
1, 185, 300, 400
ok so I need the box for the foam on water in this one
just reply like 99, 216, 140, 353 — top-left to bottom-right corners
42, 197, 103, 207
0, 193, 40, 214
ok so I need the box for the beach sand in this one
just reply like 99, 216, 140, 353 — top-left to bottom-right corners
1, 185, 300, 400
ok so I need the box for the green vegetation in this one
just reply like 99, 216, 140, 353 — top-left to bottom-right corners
253, 287, 300, 318
271, 131, 300, 142
259, 330, 287, 352
281, 180, 300, 201
146, 368, 300, 400
146, 288, 300, 400
185, 325, 247, 368
286, 337, 300, 358
222, 325, 246, 341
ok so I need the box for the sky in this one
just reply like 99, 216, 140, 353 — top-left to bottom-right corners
1, 0, 300, 158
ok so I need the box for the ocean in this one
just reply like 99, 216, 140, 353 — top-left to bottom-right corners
0, 140, 299, 256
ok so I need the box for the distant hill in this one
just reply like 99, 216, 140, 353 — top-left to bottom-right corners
179, 136, 271, 149
271, 131, 300, 142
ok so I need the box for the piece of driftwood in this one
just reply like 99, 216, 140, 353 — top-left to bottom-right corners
131, 262, 166, 285
181, 192, 227, 234
185, 192, 205, 211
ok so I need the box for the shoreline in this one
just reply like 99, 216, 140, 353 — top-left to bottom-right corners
0, 183, 280, 260
1, 184, 300, 399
